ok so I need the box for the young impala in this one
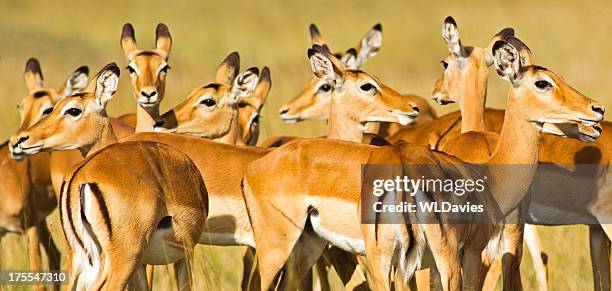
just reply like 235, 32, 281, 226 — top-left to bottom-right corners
12, 64, 208, 290
241, 36, 604, 291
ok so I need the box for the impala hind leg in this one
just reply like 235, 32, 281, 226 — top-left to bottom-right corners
361, 223, 395, 291
279, 230, 327, 291
589, 225, 611, 291
523, 224, 548, 291
174, 256, 194, 291
500, 224, 524, 291
26, 226, 45, 291
38, 222, 61, 291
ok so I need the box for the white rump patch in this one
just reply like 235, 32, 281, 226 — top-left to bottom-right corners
309, 212, 365, 255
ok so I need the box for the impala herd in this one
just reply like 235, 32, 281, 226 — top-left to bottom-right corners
0, 16, 609, 291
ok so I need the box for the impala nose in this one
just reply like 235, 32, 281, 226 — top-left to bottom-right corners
15, 135, 29, 146
279, 107, 289, 115
592, 104, 605, 118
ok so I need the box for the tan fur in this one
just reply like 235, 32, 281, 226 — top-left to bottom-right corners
13, 64, 207, 290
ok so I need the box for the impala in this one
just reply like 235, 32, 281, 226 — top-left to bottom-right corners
153, 52, 270, 146
261, 23, 435, 147
426, 17, 608, 291
12, 64, 208, 290
241, 36, 604, 291
118, 22, 172, 132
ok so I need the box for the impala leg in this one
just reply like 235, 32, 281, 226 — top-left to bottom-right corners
279, 230, 326, 291
481, 259, 501, 291
129, 265, 150, 291
324, 247, 368, 291
242, 247, 260, 291
589, 225, 611, 291
361, 223, 394, 291
38, 222, 61, 291
523, 224, 548, 291
427, 229, 461, 291
462, 242, 487, 291
175, 256, 194, 291
315, 256, 331, 291
27, 226, 46, 291
146, 265, 154, 290
500, 224, 524, 291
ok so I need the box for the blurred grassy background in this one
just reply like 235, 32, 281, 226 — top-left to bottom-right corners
0, 0, 610, 290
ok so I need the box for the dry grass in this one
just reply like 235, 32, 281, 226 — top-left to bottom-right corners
0, 0, 610, 290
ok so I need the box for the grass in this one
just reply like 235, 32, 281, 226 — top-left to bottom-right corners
0, 0, 610, 290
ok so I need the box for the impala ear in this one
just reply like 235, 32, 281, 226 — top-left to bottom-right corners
308, 44, 344, 84
92, 63, 121, 108
340, 48, 358, 70
57, 65, 89, 101
355, 23, 382, 67
250, 66, 272, 108
485, 28, 515, 66
155, 23, 172, 59
492, 36, 531, 86
309, 23, 326, 46
24, 58, 44, 93
442, 16, 465, 57
230, 67, 260, 103
215, 52, 240, 85
121, 23, 137, 59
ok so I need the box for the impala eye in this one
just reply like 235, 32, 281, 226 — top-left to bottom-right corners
252, 115, 260, 125
160, 65, 171, 74
126, 66, 136, 74
200, 98, 216, 107
319, 84, 332, 92
360, 83, 375, 92
65, 108, 82, 117
535, 80, 552, 90
42, 107, 53, 115
441, 61, 448, 69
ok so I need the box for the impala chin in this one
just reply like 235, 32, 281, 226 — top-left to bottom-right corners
137, 99, 160, 108
8, 145, 25, 160
153, 126, 176, 133
280, 114, 301, 124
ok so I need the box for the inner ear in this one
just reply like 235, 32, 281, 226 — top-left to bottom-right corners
356, 23, 382, 65
59, 66, 89, 100
231, 68, 260, 100
341, 49, 358, 70
492, 40, 521, 85
308, 48, 342, 84
442, 16, 464, 56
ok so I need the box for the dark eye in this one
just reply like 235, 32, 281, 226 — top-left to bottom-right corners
126, 66, 136, 74
360, 83, 375, 92
535, 80, 552, 90
319, 84, 332, 92
252, 115, 260, 125
42, 107, 53, 115
441, 61, 448, 69
160, 65, 171, 74
65, 108, 82, 117
200, 99, 216, 107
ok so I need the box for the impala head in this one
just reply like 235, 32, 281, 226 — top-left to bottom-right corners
279, 23, 382, 123
492, 36, 604, 139
154, 52, 260, 139
433, 16, 514, 105
11, 64, 121, 156
121, 23, 171, 107
9, 58, 89, 160
308, 44, 418, 127
237, 66, 272, 146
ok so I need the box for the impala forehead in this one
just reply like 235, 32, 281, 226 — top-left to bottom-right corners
129, 53, 166, 72
192, 84, 230, 103
344, 70, 380, 89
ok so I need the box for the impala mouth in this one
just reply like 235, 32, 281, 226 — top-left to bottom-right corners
19, 143, 44, 154
431, 93, 453, 105
8, 144, 26, 160
579, 118, 603, 127
280, 114, 301, 124
578, 124, 602, 143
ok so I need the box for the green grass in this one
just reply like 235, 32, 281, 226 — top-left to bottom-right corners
0, 0, 610, 290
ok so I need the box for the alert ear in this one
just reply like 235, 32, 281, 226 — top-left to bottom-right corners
442, 16, 465, 57
242, 66, 271, 109
485, 27, 515, 66
57, 65, 89, 101
309, 23, 326, 46
355, 23, 382, 67
492, 36, 531, 86
155, 23, 172, 59
215, 52, 240, 85
120, 23, 138, 59
230, 67, 260, 103
308, 44, 345, 85
24, 58, 44, 93
340, 48, 358, 70
92, 63, 121, 108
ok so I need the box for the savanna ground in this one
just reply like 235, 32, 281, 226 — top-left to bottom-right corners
0, 0, 610, 290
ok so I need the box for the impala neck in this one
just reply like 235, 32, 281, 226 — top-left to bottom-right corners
212, 108, 240, 145
82, 114, 118, 157
327, 97, 364, 142
487, 89, 541, 216
135, 104, 160, 133
458, 63, 488, 133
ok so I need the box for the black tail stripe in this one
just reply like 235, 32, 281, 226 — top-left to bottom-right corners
79, 184, 95, 266
88, 183, 112, 240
